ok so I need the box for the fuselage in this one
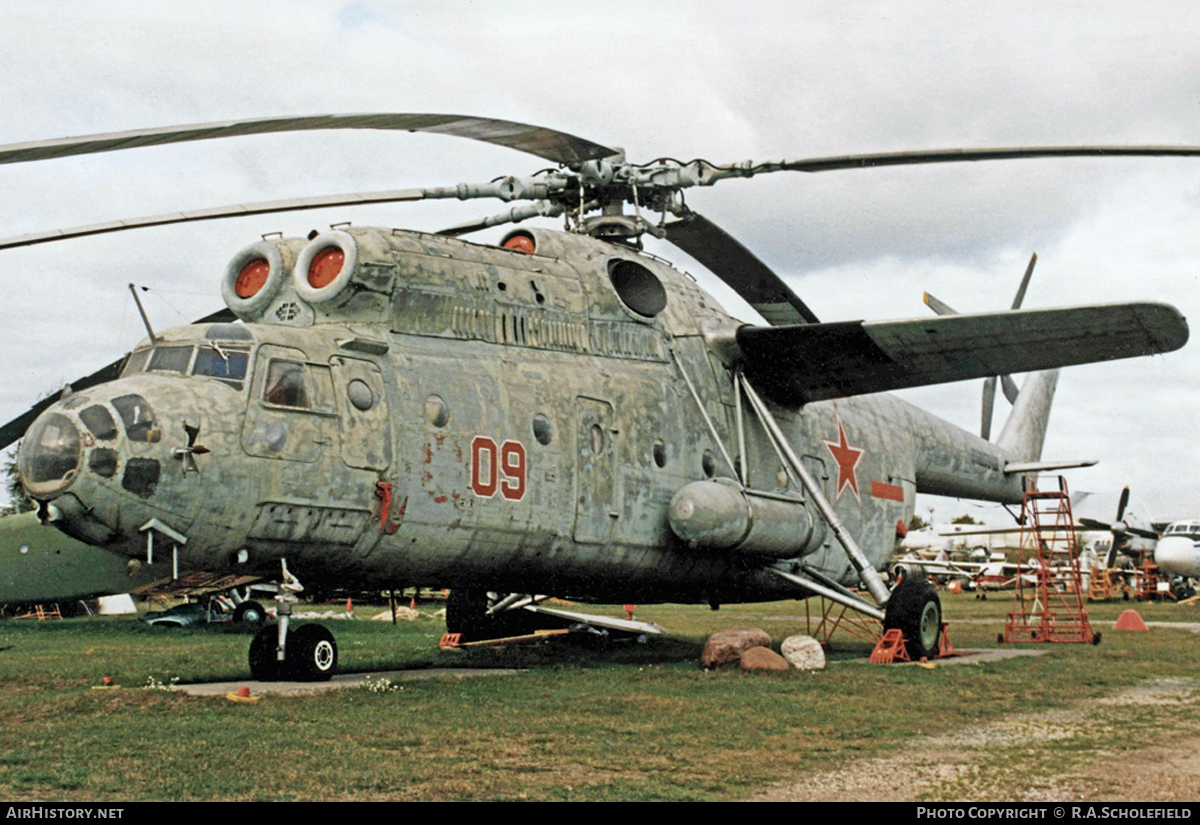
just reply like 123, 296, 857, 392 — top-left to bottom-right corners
1154, 520, 1200, 579
18, 225, 1030, 604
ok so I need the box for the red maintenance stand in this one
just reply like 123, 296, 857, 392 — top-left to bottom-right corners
1004, 476, 1098, 645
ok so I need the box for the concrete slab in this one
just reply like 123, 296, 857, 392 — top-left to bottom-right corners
173, 667, 523, 697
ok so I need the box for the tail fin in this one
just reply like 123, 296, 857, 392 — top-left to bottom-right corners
995, 369, 1059, 461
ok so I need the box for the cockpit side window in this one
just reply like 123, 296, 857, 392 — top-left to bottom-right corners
264, 360, 312, 409
122, 349, 150, 377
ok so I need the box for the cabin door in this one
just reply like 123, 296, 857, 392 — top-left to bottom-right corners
573, 396, 617, 545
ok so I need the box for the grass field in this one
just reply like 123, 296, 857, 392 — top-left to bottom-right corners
1, 593, 1198, 801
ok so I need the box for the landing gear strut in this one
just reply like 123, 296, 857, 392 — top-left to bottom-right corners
247, 560, 338, 682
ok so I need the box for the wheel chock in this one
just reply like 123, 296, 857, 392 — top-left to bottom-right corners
439, 632, 464, 648
870, 628, 911, 664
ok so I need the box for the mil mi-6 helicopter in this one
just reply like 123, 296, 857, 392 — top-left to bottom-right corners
0, 114, 1192, 680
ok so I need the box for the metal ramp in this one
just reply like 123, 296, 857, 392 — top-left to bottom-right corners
1004, 476, 1098, 645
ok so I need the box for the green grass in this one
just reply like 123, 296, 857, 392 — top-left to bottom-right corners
0, 593, 1197, 801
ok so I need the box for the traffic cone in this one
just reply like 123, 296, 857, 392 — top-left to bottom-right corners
1113, 609, 1149, 631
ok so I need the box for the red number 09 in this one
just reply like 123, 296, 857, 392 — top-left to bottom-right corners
470, 436, 527, 501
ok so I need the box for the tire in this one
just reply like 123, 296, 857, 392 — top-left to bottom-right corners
249, 625, 282, 681
233, 600, 266, 627
445, 589, 547, 641
286, 624, 338, 682
884, 577, 942, 659
445, 589, 488, 638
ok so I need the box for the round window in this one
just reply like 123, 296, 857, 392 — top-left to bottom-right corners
425, 395, 450, 428
347, 379, 375, 411
532, 414, 553, 446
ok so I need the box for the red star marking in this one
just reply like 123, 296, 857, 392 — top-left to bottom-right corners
824, 418, 864, 504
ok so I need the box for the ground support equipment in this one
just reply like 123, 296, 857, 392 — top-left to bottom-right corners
1004, 476, 1097, 644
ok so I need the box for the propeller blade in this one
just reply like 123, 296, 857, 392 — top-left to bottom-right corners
1116, 486, 1131, 523
922, 292, 957, 317
981, 375, 997, 440
1000, 374, 1021, 405
662, 213, 819, 325
0, 113, 620, 168
1011, 253, 1037, 310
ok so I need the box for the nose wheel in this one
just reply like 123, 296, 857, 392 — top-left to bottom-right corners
246, 560, 337, 682
248, 623, 338, 682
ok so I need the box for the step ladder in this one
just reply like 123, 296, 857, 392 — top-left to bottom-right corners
1004, 476, 1098, 644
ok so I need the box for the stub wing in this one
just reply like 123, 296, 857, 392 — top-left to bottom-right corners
736, 302, 1187, 405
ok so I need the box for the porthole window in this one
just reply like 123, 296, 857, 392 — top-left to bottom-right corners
79, 405, 118, 441
425, 395, 450, 428
702, 449, 716, 478
347, 379, 375, 411
532, 414, 552, 446
653, 440, 667, 468
609, 259, 667, 318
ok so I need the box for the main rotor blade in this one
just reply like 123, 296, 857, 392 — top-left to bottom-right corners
0, 190, 428, 251
769, 145, 1200, 175
0, 307, 235, 450
0, 114, 620, 167
663, 213, 819, 325
0, 358, 126, 451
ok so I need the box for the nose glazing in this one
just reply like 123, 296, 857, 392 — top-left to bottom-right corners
18, 411, 82, 498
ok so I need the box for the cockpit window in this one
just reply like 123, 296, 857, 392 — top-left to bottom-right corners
194, 344, 250, 390
147, 346, 193, 375
121, 343, 249, 391
122, 349, 150, 377
111, 394, 162, 443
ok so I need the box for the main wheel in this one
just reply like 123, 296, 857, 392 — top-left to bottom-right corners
233, 600, 266, 627
248, 625, 282, 681
445, 589, 488, 638
884, 577, 942, 659
286, 623, 338, 682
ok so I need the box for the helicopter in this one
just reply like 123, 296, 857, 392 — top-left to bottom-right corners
0, 114, 1192, 680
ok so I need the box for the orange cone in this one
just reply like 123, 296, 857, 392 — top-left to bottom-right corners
1114, 609, 1149, 631
346, 598, 353, 614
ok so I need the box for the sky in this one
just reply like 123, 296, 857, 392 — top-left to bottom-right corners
0, 1, 1198, 526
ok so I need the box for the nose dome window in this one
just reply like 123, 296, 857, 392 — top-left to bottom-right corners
18, 413, 81, 493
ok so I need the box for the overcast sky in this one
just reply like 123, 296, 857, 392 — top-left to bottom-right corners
1, 1, 1198, 526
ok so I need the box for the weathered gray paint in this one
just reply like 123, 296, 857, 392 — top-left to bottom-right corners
15, 225, 1185, 606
